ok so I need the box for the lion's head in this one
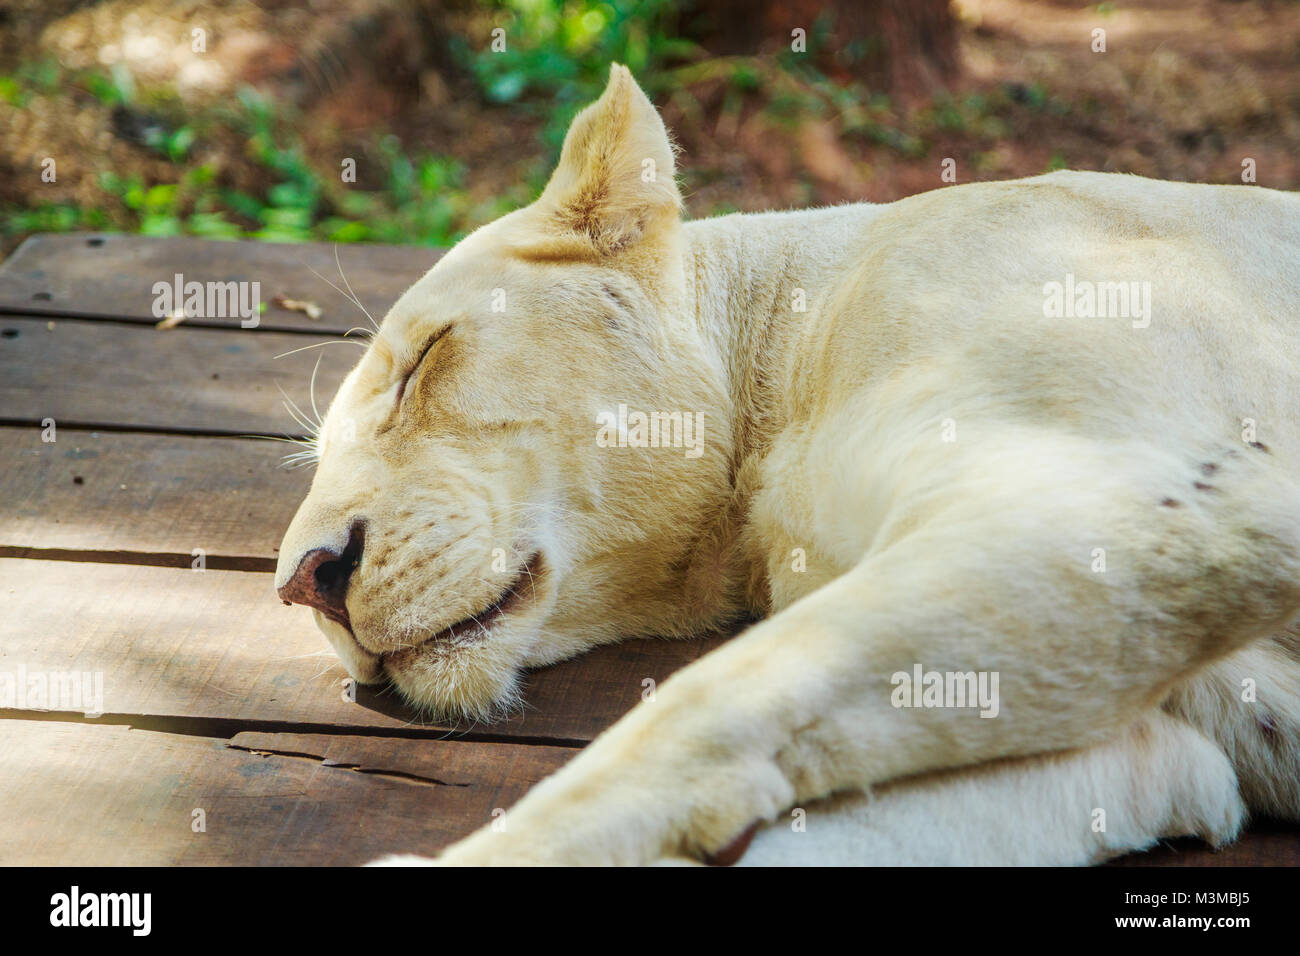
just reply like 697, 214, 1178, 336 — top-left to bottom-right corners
275, 66, 746, 719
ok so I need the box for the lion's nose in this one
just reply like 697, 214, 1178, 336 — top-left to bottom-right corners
277, 522, 365, 628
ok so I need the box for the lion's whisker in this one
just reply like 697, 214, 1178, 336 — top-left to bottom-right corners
279, 398, 317, 439
272, 338, 368, 361
301, 255, 379, 334
334, 244, 380, 333
308, 353, 324, 430
276, 381, 320, 436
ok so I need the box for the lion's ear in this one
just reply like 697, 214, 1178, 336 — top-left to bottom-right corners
531, 64, 681, 257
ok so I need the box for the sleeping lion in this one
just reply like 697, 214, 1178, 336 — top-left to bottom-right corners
276, 65, 1300, 865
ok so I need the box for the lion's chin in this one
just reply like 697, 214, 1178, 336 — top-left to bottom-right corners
383, 636, 531, 723
327, 553, 551, 721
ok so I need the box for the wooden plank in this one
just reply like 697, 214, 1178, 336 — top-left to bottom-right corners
0, 234, 439, 333
0, 315, 357, 435
0, 427, 306, 564
0, 719, 571, 865
0, 558, 724, 743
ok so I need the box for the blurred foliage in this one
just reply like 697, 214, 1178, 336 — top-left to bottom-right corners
455, 0, 703, 153
0, 54, 477, 246
2, 0, 739, 246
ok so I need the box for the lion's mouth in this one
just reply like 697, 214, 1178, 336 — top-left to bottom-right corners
381, 552, 542, 663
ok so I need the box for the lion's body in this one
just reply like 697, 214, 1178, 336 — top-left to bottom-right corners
278, 67, 1300, 865
681, 177, 1300, 864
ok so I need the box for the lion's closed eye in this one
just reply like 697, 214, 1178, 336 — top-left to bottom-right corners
396, 324, 453, 408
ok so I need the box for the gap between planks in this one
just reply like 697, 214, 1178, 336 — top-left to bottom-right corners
0, 417, 314, 441
0, 709, 591, 750
0, 546, 276, 572
0, 308, 374, 337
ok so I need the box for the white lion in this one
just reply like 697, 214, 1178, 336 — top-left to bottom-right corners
277, 66, 1300, 865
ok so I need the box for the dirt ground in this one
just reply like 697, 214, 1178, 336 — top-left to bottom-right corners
669, 0, 1300, 210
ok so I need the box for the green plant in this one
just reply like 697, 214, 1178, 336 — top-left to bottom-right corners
84, 62, 136, 107
0, 203, 107, 236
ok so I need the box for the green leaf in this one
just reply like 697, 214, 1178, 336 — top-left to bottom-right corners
140, 214, 182, 236
0, 77, 26, 107
143, 184, 178, 214
187, 212, 242, 239
325, 220, 369, 243
167, 126, 196, 161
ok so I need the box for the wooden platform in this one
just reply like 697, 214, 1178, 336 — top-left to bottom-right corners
1, 232, 1294, 866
